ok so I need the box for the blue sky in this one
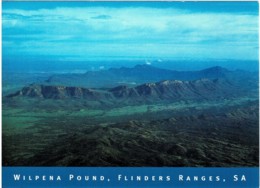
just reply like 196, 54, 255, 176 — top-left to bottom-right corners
2, 2, 259, 63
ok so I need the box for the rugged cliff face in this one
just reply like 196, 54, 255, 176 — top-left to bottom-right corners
7, 85, 114, 100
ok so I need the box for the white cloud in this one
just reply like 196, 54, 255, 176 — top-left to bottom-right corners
2, 6, 258, 60
145, 61, 151, 65
99, 66, 105, 70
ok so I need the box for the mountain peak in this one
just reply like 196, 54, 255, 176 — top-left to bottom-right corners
159, 80, 184, 85
202, 66, 229, 73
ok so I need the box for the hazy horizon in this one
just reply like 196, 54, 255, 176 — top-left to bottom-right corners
3, 1, 259, 72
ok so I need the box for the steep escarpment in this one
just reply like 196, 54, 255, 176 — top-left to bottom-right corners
7, 78, 237, 102
7, 85, 113, 100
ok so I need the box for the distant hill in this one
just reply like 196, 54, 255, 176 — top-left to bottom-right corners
45, 65, 232, 88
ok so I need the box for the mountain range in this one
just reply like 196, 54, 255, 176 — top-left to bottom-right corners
45, 65, 233, 88
7, 78, 240, 102
6, 65, 257, 105
3, 64, 259, 167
